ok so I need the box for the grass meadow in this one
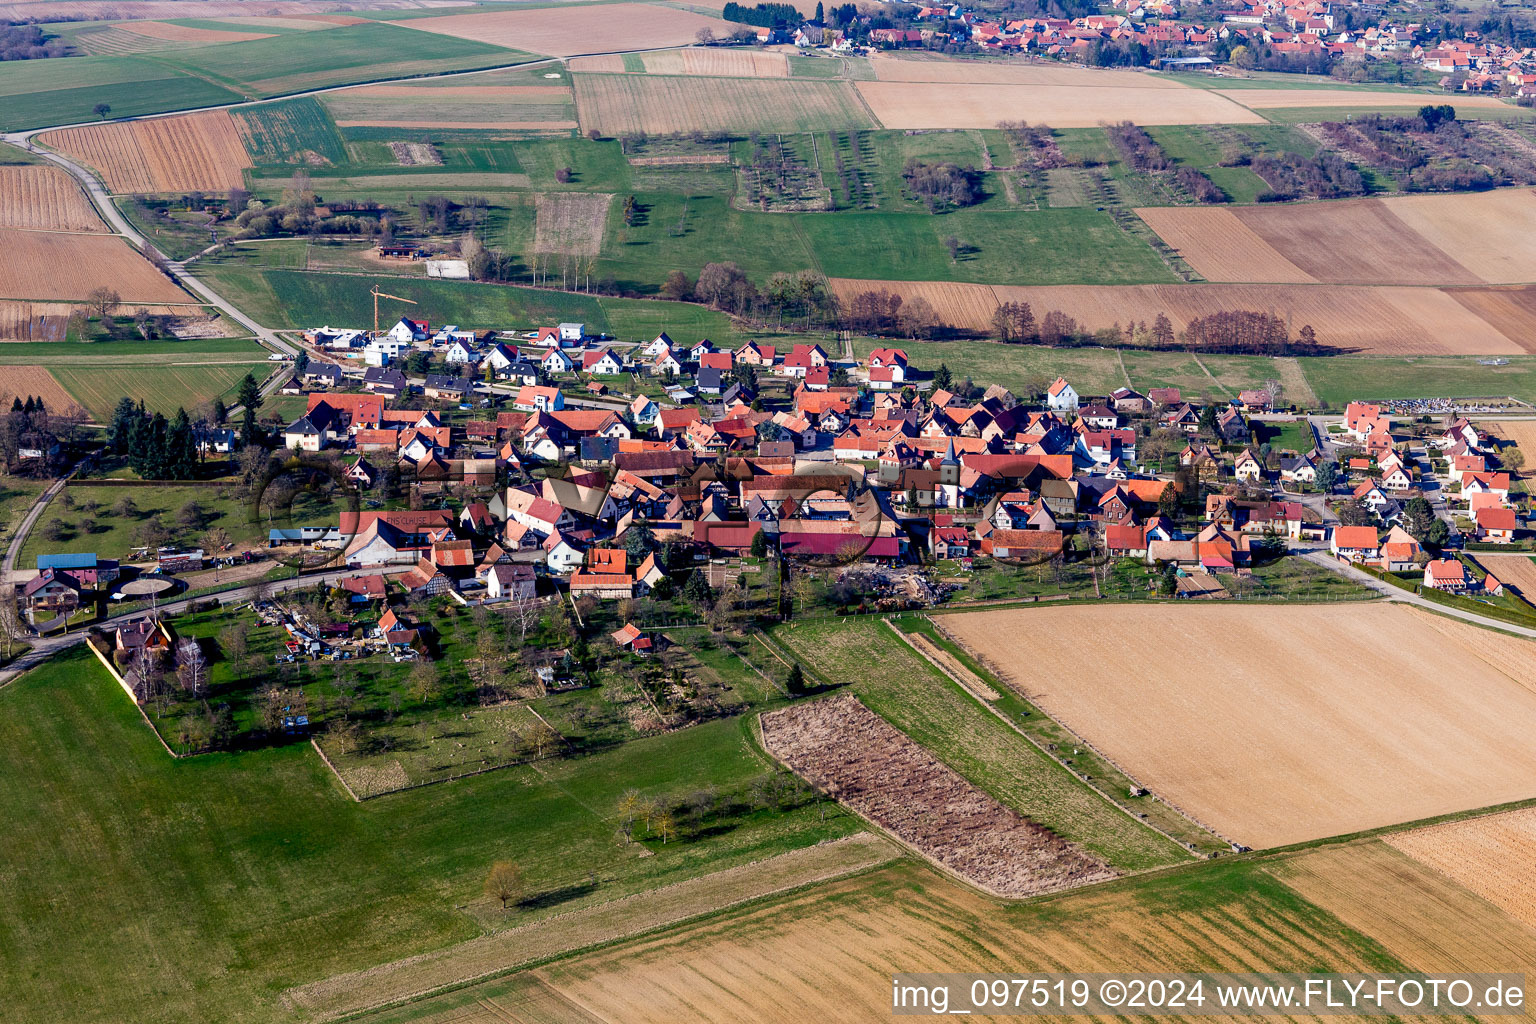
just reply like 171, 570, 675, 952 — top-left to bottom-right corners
0, 55, 241, 131
52, 362, 260, 421
199, 264, 738, 343
0, 651, 856, 1024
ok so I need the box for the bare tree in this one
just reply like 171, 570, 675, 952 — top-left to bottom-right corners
86, 287, 120, 321
176, 641, 208, 698
0, 585, 24, 660
484, 861, 525, 910
503, 592, 541, 646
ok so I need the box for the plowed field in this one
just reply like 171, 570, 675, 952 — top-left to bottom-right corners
1384, 188, 1536, 284
1219, 88, 1516, 112
1134, 207, 1314, 283
872, 55, 1188, 87
856, 80, 1263, 129
642, 48, 789, 77
401, 4, 737, 57
0, 165, 106, 233
828, 277, 1528, 354
39, 110, 251, 194
941, 603, 1536, 848
0, 229, 187, 302
533, 192, 610, 256
1386, 806, 1536, 929
0, 365, 79, 413
575, 74, 875, 135
1237, 199, 1483, 286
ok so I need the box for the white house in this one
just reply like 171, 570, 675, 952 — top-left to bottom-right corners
386, 317, 427, 344
541, 347, 575, 373
641, 332, 673, 358
629, 395, 659, 426
443, 338, 480, 367
652, 347, 684, 376
582, 348, 625, 376
1046, 376, 1080, 414
558, 322, 586, 344
283, 414, 331, 452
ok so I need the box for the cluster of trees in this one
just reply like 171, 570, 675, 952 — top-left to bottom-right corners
108, 400, 203, 480
1332, 108, 1536, 191
0, 21, 66, 60
1107, 121, 1225, 203
720, 1, 803, 28
0, 397, 80, 476
665, 262, 844, 329
225, 176, 397, 241
1181, 310, 1319, 353
989, 301, 1082, 345
900, 159, 983, 212
996, 120, 1069, 170
841, 288, 941, 338
1221, 41, 1337, 75
1252, 150, 1364, 200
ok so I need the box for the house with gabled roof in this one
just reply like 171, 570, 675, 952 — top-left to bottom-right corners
1423, 557, 1469, 592
1045, 376, 1079, 414
1329, 525, 1379, 562
1477, 505, 1518, 543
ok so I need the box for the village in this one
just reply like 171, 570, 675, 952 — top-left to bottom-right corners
14, 303, 1532, 774
778, 0, 1536, 95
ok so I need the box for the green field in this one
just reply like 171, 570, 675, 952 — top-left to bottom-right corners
854, 339, 1536, 408
772, 616, 1190, 871
0, 336, 262, 364
233, 97, 349, 167
0, 651, 855, 1024
52, 362, 262, 422
152, 22, 525, 99
0, 55, 242, 131
21, 481, 272, 562
199, 264, 738, 343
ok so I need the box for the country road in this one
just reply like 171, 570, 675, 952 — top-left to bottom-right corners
0, 564, 363, 688
1298, 547, 1536, 640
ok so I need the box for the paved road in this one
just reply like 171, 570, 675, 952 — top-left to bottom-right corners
2, 475, 69, 583
1298, 547, 1536, 640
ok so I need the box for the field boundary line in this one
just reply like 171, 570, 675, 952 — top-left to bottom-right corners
311, 737, 363, 802
1116, 348, 1132, 388
883, 617, 1211, 859
285, 832, 901, 1022
1191, 353, 1233, 399
920, 614, 1239, 852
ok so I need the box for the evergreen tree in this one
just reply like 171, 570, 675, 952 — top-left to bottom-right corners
241, 406, 260, 448
683, 569, 713, 609
815, 0, 823, 21
8, 397, 20, 413
167, 407, 198, 480
933, 363, 953, 392
236, 372, 262, 413
109, 396, 138, 454
143, 413, 171, 480
750, 529, 768, 558
624, 521, 655, 560
786, 662, 805, 695
211, 396, 227, 426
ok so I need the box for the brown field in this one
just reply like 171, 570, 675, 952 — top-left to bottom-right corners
683, 0, 818, 12
1218, 88, 1517, 112
941, 603, 1536, 848
567, 53, 625, 73
334, 120, 576, 131
762, 695, 1113, 897
1385, 806, 1536, 929
345, 85, 570, 100
827, 277, 1529, 354
400, 4, 739, 57
0, 301, 78, 341
1275, 841, 1536, 977
0, 229, 187, 302
533, 192, 611, 256
0, 366, 82, 413
115, 19, 272, 42
0, 166, 106, 233
1470, 552, 1536, 607
1235, 199, 1484, 286
1447, 285, 1536, 343
640, 47, 789, 77
39, 110, 251, 194
871, 54, 1187, 88
1134, 207, 1314, 283
0, 0, 456, 18
574, 74, 874, 135
283, 833, 899, 1020
531, 856, 1409, 1024
855, 80, 1263, 129
1384, 189, 1536, 284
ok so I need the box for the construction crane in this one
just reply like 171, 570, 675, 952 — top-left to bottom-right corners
370, 285, 417, 336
